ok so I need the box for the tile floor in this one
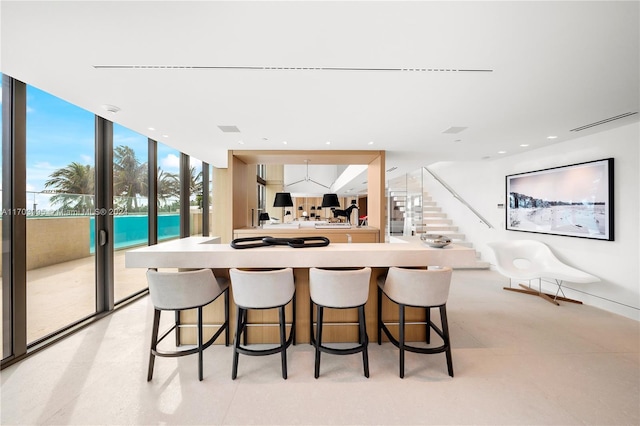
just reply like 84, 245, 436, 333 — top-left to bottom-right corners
1, 269, 638, 425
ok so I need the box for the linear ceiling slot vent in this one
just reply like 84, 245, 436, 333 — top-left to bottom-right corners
570, 112, 638, 132
93, 65, 493, 73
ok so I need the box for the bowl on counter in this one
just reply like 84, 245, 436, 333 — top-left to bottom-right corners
420, 234, 452, 248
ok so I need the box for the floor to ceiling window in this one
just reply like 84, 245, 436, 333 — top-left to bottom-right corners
113, 124, 149, 302
0, 72, 4, 359
157, 142, 180, 241
189, 156, 203, 236
25, 85, 96, 344
1, 73, 205, 367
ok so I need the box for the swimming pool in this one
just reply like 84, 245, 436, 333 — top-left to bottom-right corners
89, 214, 180, 252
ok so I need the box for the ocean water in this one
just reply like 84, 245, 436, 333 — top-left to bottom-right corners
89, 214, 180, 252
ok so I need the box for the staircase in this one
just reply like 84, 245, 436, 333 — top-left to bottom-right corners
414, 193, 489, 269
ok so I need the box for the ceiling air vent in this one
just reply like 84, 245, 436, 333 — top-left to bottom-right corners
443, 126, 468, 134
570, 112, 638, 132
386, 167, 398, 172
218, 125, 240, 133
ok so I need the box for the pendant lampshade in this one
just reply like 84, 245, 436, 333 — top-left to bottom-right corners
321, 193, 340, 208
273, 192, 294, 207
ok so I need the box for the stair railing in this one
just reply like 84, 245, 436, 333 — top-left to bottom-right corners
423, 167, 494, 229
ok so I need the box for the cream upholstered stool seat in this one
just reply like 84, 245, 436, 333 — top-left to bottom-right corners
377, 266, 453, 378
229, 268, 296, 380
309, 267, 372, 379
146, 268, 230, 381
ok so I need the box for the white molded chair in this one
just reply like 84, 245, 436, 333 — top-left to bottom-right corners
229, 268, 296, 380
146, 268, 230, 381
309, 267, 371, 379
377, 267, 454, 378
487, 240, 600, 305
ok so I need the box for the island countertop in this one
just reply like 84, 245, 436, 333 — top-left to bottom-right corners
125, 236, 480, 269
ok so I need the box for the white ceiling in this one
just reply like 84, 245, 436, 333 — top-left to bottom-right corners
1, 1, 638, 194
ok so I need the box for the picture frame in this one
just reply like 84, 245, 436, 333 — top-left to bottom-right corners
506, 158, 614, 241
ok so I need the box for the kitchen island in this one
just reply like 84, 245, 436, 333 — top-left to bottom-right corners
126, 236, 479, 344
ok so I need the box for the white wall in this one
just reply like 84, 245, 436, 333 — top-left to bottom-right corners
426, 122, 639, 320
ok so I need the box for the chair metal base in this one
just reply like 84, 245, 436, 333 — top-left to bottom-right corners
377, 286, 453, 379
147, 287, 230, 382
232, 294, 296, 380
310, 301, 369, 379
503, 282, 583, 306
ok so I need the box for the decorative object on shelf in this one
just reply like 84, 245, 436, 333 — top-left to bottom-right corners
420, 234, 452, 248
230, 236, 330, 249
259, 212, 270, 227
283, 210, 293, 223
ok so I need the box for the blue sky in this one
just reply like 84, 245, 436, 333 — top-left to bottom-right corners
24, 84, 188, 193
0, 75, 206, 211
0, 77, 205, 202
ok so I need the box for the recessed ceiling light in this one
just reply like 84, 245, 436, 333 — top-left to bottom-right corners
238, 140, 244, 145
547, 135, 558, 139
368, 141, 374, 145
162, 134, 169, 138
282, 141, 288, 145
148, 127, 155, 131
520, 144, 529, 147
498, 150, 507, 154
101, 104, 120, 114
326, 141, 331, 145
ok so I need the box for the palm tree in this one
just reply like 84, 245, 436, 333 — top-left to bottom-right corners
157, 167, 179, 209
113, 145, 147, 211
188, 166, 203, 207
44, 162, 95, 213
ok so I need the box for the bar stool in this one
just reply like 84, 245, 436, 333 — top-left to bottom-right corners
146, 268, 230, 381
377, 266, 454, 378
309, 267, 371, 378
229, 268, 296, 380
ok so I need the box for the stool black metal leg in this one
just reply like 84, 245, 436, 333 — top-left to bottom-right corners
279, 306, 288, 379
440, 305, 454, 377
399, 304, 405, 379
314, 306, 324, 378
426, 307, 431, 344
224, 288, 230, 346
147, 308, 161, 381
198, 306, 204, 381
309, 298, 314, 346
174, 310, 181, 347
232, 306, 243, 380
242, 308, 248, 346
377, 286, 383, 345
359, 305, 370, 378
292, 293, 297, 345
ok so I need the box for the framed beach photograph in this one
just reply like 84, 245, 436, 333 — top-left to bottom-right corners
506, 158, 614, 240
